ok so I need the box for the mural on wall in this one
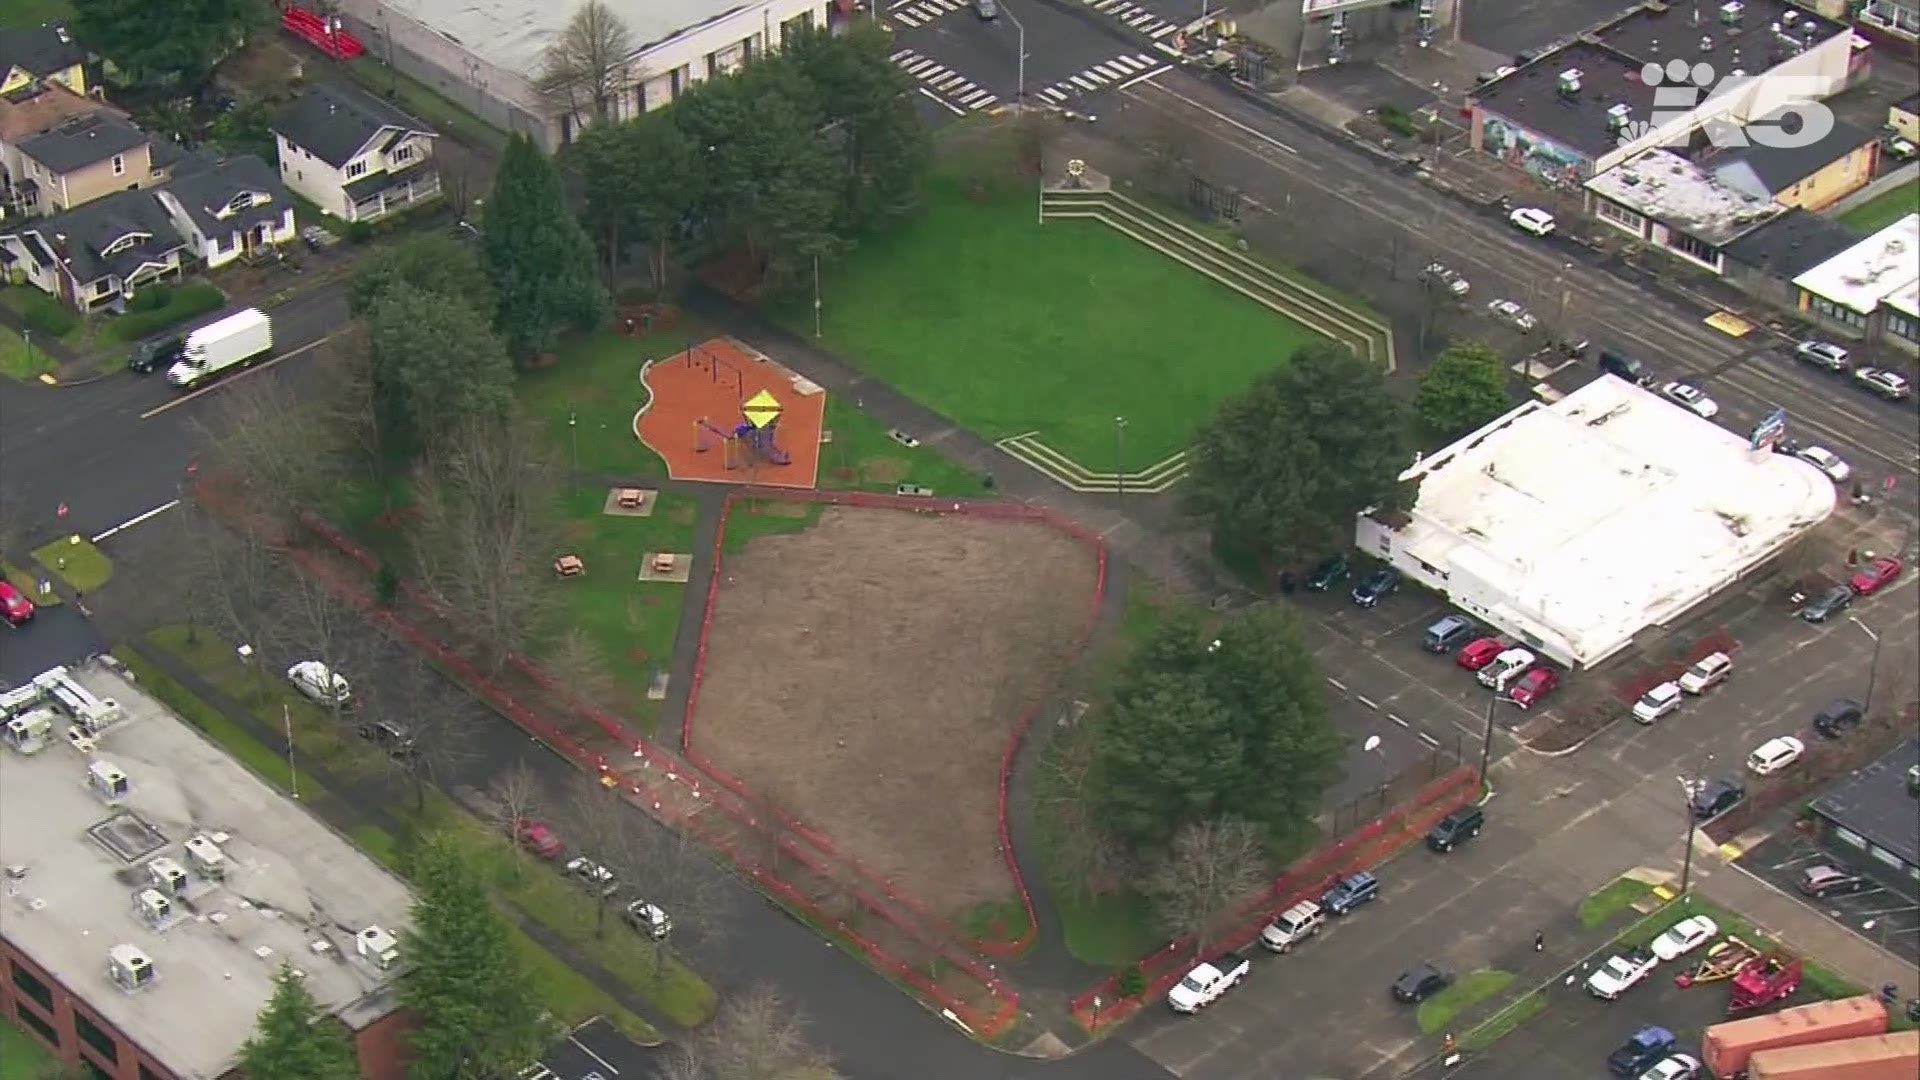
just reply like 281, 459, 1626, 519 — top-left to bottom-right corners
1480, 115, 1587, 189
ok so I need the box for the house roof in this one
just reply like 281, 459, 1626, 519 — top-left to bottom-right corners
1474, 42, 1657, 160
273, 83, 433, 169
0, 79, 114, 144
1793, 213, 1920, 315
161, 152, 290, 238
1589, 0, 1848, 70
17, 111, 149, 175
1721, 207, 1863, 278
1702, 111, 1877, 197
2, 186, 185, 285
0, 24, 87, 82
1810, 738, 1920, 870
1897, 92, 1919, 117
1585, 148, 1781, 246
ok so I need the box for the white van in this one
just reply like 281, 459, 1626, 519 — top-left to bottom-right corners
1477, 648, 1536, 692
1678, 652, 1731, 694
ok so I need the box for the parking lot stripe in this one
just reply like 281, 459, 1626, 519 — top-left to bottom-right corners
1356, 695, 1379, 710
1416, 732, 1440, 748
1389, 714, 1409, 728
1326, 677, 1347, 692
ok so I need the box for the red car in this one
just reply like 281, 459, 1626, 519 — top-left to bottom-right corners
1850, 556, 1903, 596
514, 819, 565, 860
1508, 667, 1560, 709
0, 581, 34, 625
1456, 637, 1505, 672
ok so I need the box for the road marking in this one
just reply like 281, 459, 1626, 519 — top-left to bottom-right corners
1326, 677, 1347, 692
1117, 63, 1172, 90
1356, 695, 1380, 710
1070, 75, 1099, 91
91, 499, 180, 544
1042, 87, 1068, 102
918, 87, 965, 116
139, 335, 333, 420
1150, 23, 1178, 38
1416, 732, 1440, 748
1128, 81, 1296, 155
960, 89, 992, 107
1388, 713, 1409, 727
565, 1031, 620, 1076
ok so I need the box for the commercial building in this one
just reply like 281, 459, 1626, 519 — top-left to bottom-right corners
1857, 0, 1919, 42
1354, 376, 1835, 669
1470, 0, 1866, 185
1808, 738, 1920, 898
1720, 206, 1863, 309
1791, 212, 1920, 352
1585, 148, 1784, 272
1890, 92, 1919, 141
0, 660, 415, 1080
330, 0, 831, 152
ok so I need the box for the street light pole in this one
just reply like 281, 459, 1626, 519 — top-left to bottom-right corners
1114, 416, 1127, 504
1476, 685, 1498, 795
568, 412, 579, 492
1847, 616, 1881, 716
1679, 755, 1711, 895
1003, 2, 1028, 104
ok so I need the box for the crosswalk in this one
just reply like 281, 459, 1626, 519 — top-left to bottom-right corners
1036, 53, 1167, 104
1081, 0, 1181, 40
890, 49, 1000, 113
891, 0, 967, 28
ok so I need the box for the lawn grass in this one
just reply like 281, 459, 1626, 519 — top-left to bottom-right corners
520, 328, 686, 482
0, 1017, 55, 1080
789, 173, 1324, 469
1459, 989, 1548, 1051
957, 897, 1035, 950
1577, 876, 1653, 929
1055, 889, 1165, 969
0, 286, 84, 345
815, 394, 992, 497
1416, 968, 1514, 1034
347, 58, 509, 153
1839, 180, 1918, 234
32, 535, 113, 593
0, 0, 69, 28
0, 326, 55, 382
1, 562, 57, 606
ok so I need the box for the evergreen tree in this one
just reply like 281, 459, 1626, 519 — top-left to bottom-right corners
485, 135, 610, 362
239, 965, 360, 1080
70, 0, 267, 88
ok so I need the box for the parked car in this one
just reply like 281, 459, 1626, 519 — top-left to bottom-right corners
286, 661, 352, 707
1746, 735, 1805, 775
1793, 340, 1849, 372
128, 333, 185, 374
1306, 553, 1350, 591
1508, 207, 1556, 236
1800, 583, 1854, 623
1797, 864, 1871, 898
1586, 947, 1658, 999
1260, 899, 1325, 953
358, 718, 415, 755
1507, 666, 1559, 709
1167, 952, 1251, 1013
565, 856, 618, 895
1658, 381, 1719, 419
1689, 778, 1745, 819
1609, 1026, 1677, 1076
1322, 871, 1380, 915
1477, 647, 1536, 692
1793, 445, 1851, 483
1649, 914, 1719, 961
1422, 262, 1471, 297
1424, 615, 1477, 653
1678, 652, 1731, 694
1426, 805, 1484, 853
972, 0, 998, 17
1850, 555, 1903, 595
624, 899, 673, 939
1487, 298, 1538, 332
1456, 637, 1506, 671
1637, 1054, 1702, 1080
1475, 65, 1517, 84
1600, 349, 1652, 385
1392, 962, 1452, 1003
514, 819, 565, 860
1812, 698, 1863, 739
1853, 367, 1912, 400
1350, 567, 1401, 608
1632, 681, 1684, 724
0, 581, 35, 625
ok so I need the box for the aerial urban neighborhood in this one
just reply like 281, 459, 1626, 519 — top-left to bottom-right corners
1, 0, 1917, 1078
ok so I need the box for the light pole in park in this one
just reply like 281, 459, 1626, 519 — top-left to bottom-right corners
1113, 416, 1127, 504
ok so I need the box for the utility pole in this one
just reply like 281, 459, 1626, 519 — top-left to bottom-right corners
1848, 616, 1881, 716
812, 255, 823, 338
1004, 2, 1028, 104
1476, 686, 1498, 797
1678, 755, 1711, 895
284, 703, 300, 800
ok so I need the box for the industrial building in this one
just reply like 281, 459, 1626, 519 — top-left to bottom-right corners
1791, 212, 1920, 353
1808, 738, 1920, 898
1354, 376, 1836, 669
329, 0, 831, 151
0, 660, 415, 1080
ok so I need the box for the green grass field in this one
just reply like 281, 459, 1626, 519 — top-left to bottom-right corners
0, 326, 55, 382
796, 178, 1325, 470
1839, 179, 1918, 234
33, 536, 113, 593
1, 1018, 55, 1080
0, 0, 68, 29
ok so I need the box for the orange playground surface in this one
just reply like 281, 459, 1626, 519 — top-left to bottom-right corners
635, 338, 825, 489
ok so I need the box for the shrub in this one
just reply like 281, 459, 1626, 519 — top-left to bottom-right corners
1377, 104, 1419, 138
347, 220, 376, 244
107, 282, 225, 342
18, 291, 80, 337
126, 285, 170, 312
1117, 964, 1148, 999
375, 563, 401, 606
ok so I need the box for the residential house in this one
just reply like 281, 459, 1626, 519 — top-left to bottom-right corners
0, 187, 188, 310
0, 79, 118, 219
155, 153, 298, 270
1791, 212, 1920, 352
272, 84, 439, 223
0, 23, 90, 96
15, 112, 180, 215
1697, 111, 1880, 212
1892, 92, 1919, 143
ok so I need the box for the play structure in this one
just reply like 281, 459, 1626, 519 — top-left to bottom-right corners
694, 388, 792, 470
636, 337, 825, 489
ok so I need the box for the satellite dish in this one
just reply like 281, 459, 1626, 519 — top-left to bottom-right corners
1363, 735, 1382, 753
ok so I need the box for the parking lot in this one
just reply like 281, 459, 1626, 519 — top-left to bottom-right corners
1737, 834, 1920, 967
522, 1017, 656, 1080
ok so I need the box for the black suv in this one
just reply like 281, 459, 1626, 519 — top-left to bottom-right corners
129, 334, 185, 374
1800, 584, 1853, 623
1306, 554, 1349, 591
1427, 806, 1484, 853
1392, 962, 1452, 1003
1350, 567, 1402, 608
358, 719, 416, 755
1812, 698, 1863, 739
1690, 778, 1745, 820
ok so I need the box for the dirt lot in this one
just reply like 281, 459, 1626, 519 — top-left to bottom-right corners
690, 506, 1101, 916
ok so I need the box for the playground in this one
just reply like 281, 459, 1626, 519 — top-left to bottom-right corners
688, 504, 1102, 918
636, 338, 826, 489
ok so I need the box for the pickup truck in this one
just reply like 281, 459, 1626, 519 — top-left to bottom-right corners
1167, 952, 1252, 1014
1608, 1025, 1676, 1076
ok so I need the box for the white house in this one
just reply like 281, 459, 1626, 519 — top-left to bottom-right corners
155, 153, 297, 270
272, 83, 439, 223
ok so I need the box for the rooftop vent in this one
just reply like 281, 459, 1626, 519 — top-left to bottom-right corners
86, 760, 129, 801
107, 944, 155, 992
183, 835, 228, 880
1607, 103, 1634, 131
135, 888, 172, 928
356, 925, 400, 969
4, 708, 56, 754
1558, 69, 1583, 97
147, 857, 188, 895
1700, 35, 1714, 51
1721, 1, 1745, 25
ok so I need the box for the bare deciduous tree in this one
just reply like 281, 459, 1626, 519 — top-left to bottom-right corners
536, 0, 636, 126
361, 653, 478, 812
654, 983, 841, 1080
192, 370, 332, 528
267, 566, 368, 729
1144, 817, 1268, 957
1037, 719, 1132, 901
630, 819, 734, 977
544, 628, 623, 712
563, 783, 636, 938
486, 762, 544, 876
409, 416, 559, 670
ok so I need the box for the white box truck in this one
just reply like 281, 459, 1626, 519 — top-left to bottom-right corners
165, 307, 272, 389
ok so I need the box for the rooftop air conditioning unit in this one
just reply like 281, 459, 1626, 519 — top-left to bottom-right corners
135, 888, 172, 927
1699, 35, 1714, 51
1607, 103, 1633, 131
107, 944, 156, 992
183, 835, 228, 880
4, 708, 56, 754
0, 683, 45, 719
86, 760, 129, 801
147, 857, 188, 896
1558, 69, 1583, 96
1721, 1, 1745, 25
356, 925, 400, 969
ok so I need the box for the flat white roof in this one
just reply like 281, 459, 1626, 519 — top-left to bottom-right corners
1389, 377, 1834, 665
1793, 213, 1920, 315
0, 662, 413, 1078
1585, 150, 1781, 246
1887, 280, 1919, 320
386, 0, 755, 79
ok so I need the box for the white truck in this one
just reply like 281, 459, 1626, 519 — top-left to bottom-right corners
1167, 951, 1251, 1014
165, 307, 273, 389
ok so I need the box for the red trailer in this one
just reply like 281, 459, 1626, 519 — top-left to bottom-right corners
1728, 954, 1803, 1014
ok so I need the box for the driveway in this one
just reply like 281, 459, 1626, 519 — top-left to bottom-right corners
1735, 833, 1920, 967
524, 1017, 657, 1080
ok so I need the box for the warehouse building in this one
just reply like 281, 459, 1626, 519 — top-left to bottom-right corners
1792, 212, 1920, 353
1808, 738, 1920, 898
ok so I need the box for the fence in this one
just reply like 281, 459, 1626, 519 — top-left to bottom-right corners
683, 486, 1112, 960
329, 0, 552, 146
1069, 763, 1482, 1030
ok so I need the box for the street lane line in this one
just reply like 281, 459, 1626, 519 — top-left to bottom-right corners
139, 335, 333, 420
1128, 81, 1296, 154
91, 499, 180, 544
918, 88, 965, 116
1116, 63, 1170, 90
